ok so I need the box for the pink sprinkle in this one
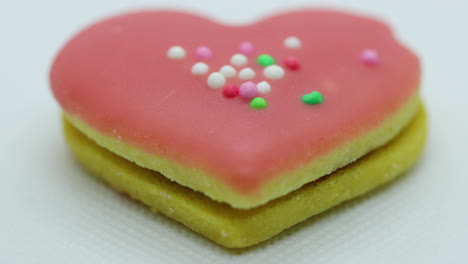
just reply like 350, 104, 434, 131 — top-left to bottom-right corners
223, 84, 239, 98
195, 46, 213, 60
361, 49, 379, 66
284, 56, 301, 70
239, 82, 258, 100
239, 41, 255, 55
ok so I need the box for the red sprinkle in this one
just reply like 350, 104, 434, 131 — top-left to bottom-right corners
223, 84, 239, 98
284, 56, 301, 70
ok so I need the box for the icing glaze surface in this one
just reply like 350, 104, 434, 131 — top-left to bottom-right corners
50, 10, 420, 193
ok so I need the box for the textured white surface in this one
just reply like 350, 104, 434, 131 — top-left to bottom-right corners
1, 0, 468, 263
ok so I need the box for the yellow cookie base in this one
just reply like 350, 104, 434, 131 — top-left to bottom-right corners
63, 105, 427, 248
64, 94, 420, 209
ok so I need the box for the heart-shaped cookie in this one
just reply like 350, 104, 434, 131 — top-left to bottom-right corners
51, 10, 420, 209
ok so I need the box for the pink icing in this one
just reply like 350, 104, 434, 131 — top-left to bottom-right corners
50, 10, 420, 193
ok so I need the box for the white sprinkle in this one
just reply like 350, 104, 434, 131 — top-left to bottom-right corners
230, 53, 248, 67
207, 72, 226, 88
191, 62, 209, 75
167, 45, 186, 59
264, 65, 285, 79
219, 65, 237, 78
257, 81, 271, 94
238, 68, 256, 80
284, 36, 301, 49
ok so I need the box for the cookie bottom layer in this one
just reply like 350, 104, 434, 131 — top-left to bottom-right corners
64, 94, 420, 209
63, 106, 427, 248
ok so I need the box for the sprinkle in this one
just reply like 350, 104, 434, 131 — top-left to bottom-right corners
239, 81, 258, 100
167, 46, 186, 59
257, 81, 271, 94
284, 36, 301, 49
207, 72, 226, 89
195, 46, 213, 60
361, 49, 379, 65
230, 53, 248, 67
250, 97, 268, 109
239, 41, 255, 54
191, 62, 209, 75
238, 68, 256, 80
284, 56, 300, 70
223, 84, 239, 98
264, 65, 285, 79
302, 91, 324, 105
257, 54, 275, 67
219, 65, 237, 78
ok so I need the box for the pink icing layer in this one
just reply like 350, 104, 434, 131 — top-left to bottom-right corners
50, 10, 420, 193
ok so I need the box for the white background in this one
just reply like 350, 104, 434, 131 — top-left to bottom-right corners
1, 0, 468, 263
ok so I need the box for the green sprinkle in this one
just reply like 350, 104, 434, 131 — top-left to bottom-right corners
250, 97, 268, 109
301, 91, 324, 105
257, 54, 275, 67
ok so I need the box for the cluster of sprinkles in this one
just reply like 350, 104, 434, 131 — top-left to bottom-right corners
167, 37, 381, 110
